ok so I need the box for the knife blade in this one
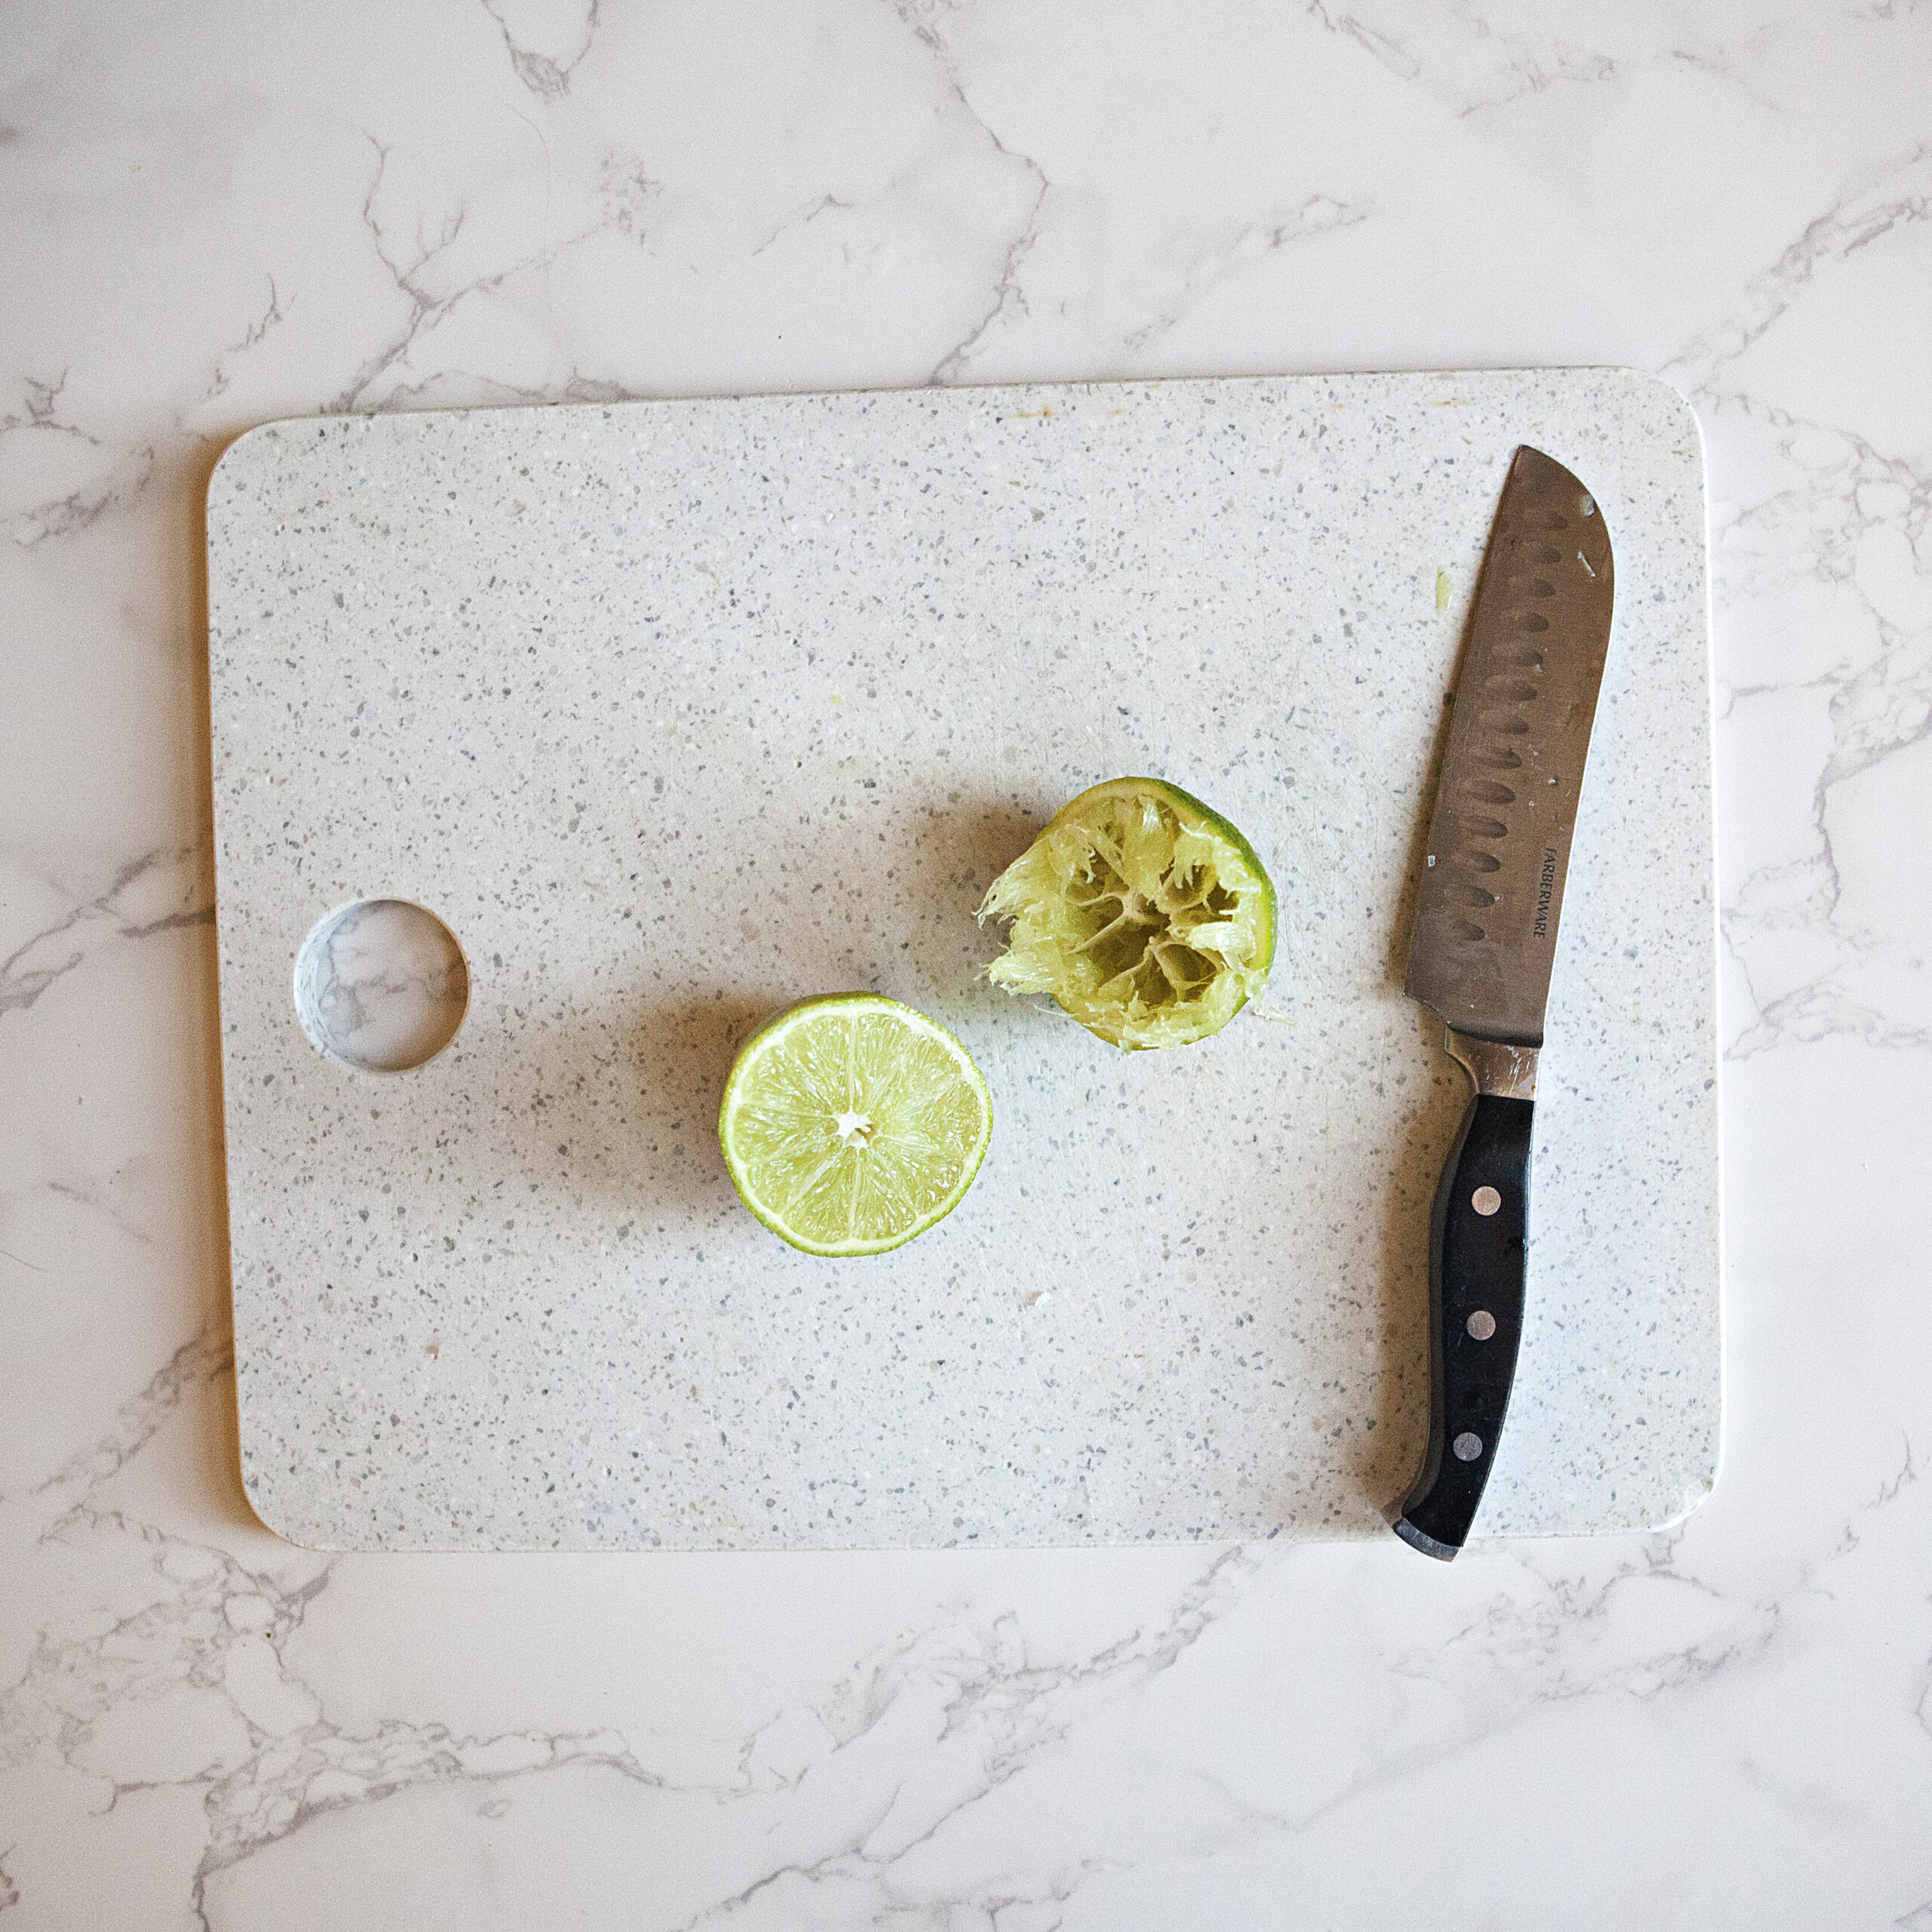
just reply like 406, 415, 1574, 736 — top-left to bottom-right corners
1390, 445, 1616, 1561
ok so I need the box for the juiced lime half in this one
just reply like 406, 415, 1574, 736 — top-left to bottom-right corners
718, 993, 992, 1257
978, 776, 1275, 1051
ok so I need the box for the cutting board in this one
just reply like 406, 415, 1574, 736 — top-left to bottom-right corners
207, 368, 1718, 1552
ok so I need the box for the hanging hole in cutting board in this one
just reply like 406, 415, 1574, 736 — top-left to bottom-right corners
294, 899, 470, 1073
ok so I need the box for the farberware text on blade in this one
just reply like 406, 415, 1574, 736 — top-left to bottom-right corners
1391, 445, 1616, 1561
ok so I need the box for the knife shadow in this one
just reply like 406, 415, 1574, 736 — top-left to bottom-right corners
1351, 1016, 1470, 1512
1379, 557, 1491, 992
1347, 583, 1491, 1508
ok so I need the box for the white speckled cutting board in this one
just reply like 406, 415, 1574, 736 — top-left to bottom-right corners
207, 369, 1718, 1552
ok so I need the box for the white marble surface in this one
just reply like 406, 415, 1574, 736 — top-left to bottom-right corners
207, 371, 1716, 1551
1, 0, 1927, 1921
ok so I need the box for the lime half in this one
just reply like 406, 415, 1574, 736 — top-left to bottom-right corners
978, 776, 1275, 1051
718, 993, 992, 1257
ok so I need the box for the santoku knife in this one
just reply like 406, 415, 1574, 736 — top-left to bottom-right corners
1392, 445, 1616, 1561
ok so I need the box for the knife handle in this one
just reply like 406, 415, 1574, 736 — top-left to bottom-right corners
1392, 1078, 1534, 1561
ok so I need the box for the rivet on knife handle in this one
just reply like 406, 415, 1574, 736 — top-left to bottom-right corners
1392, 1031, 1535, 1559
1391, 445, 1614, 1561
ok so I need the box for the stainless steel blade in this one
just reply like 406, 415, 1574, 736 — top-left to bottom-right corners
1405, 446, 1615, 1046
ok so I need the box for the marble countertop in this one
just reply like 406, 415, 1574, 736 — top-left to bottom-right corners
2, 2, 1927, 1924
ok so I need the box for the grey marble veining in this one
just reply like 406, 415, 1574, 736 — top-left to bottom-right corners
206, 368, 1717, 1551
293, 897, 469, 1073
8, 2, 1932, 1924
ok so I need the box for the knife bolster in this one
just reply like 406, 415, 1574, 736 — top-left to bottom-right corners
1444, 1027, 1539, 1101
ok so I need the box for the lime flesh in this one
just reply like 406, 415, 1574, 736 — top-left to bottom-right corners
978, 776, 1275, 1051
718, 994, 992, 1257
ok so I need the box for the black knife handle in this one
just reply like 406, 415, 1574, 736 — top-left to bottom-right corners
1392, 1089, 1534, 1560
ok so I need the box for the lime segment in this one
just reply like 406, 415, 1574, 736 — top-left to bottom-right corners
978, 776, 1275, 1051
718, 994, 992, 1257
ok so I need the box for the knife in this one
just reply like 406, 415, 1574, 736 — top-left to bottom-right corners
1390, 445, 1616, 1561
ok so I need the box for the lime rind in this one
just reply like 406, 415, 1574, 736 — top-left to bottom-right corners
718, 992, 992, 1257
978, 777, 1275, 1051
